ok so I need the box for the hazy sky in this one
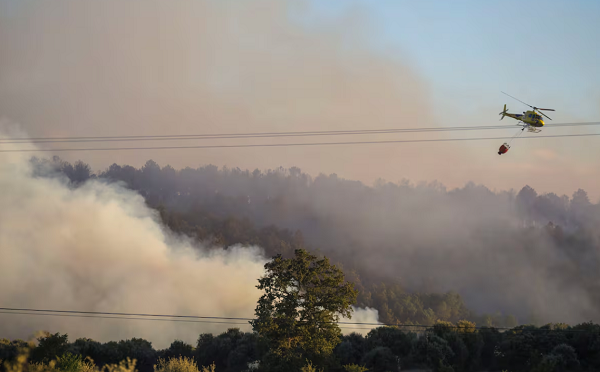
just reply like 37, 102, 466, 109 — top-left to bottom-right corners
1, 0, 599, 198
308, 0, 600, 115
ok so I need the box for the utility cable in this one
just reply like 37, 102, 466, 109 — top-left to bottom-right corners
0, 307, 597, 333
1, 132, 600, 153
0, 122, 598, 145
0, 311, 375, 331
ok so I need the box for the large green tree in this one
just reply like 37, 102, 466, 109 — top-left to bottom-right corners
251, 249, 358, 371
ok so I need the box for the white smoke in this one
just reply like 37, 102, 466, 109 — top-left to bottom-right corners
0, 128, 265, 348
340, 306, 381, 336
0, 127, 379, 348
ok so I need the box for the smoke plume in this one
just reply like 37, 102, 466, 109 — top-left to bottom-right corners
0, 142, 264, 348
0, 0, 475, 192
0, 130, 378, 348
341, 307, 381, 336
74, 156, 600, 327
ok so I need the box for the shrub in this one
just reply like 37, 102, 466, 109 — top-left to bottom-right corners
153, 357, 215, 372
342, 364, 368, 372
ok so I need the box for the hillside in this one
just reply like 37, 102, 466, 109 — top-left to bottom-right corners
31, 157, 600, 327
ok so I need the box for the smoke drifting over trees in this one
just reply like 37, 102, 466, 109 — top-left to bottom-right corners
0, 149, 265, 348
0, 134, 383, 349
27, 155, 600, 329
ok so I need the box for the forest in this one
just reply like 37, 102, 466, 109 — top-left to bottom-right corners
29, 156, 600, 328
2, 248, 600, 372
31, 157, 600, 327
0, 156, 596, 372
2, 321, 600, 372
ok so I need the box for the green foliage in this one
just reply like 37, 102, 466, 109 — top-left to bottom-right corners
1, 350, 136, 372
32, 333, 70, 363
69, 338, 103, 363
54, 353, 92, 372
455, 320, 476, 333
195, 329, 258, 372
5, 322, 600, 372
113, 339, 156, 372
299, 360, 322, 372
333, 334, 366, 367
0, 339, 32, 365
154, 356, 201, 372
341, 364, 367, 372
102, 359, 139, 372
363, 326, 415, 369
251, 249, 357, 370
410, 334, 454, 372
432, 321, 456, 338
360, 346, 398, 372
532, 344, 580, 372
162, 341, 194, 360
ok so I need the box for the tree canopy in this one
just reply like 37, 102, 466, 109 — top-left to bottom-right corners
29, 157, 600, 333
251, 249, 357, 371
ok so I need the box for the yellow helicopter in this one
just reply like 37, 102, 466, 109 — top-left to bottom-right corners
499, 91, 555, 133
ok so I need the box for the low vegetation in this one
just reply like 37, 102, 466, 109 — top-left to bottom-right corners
15, 157, 600, 371
2, 321, 599, 372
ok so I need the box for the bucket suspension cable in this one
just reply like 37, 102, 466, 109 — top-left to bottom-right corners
508, 128, 525, 145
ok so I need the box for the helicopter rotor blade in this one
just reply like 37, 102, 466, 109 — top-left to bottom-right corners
501, 91, 534, 109
535, 108, 555, 111
536, 109, 552, 120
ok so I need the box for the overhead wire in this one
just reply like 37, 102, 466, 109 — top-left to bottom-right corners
0, 307, 251, 321
0, 122, 598, 145
0, 310, 373, 331
2, 125, 599, 332
1, 132, 600, 153
0, 311, 250, 326
0, 307, 597, 333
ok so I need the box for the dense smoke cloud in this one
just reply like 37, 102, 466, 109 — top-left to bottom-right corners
271, 175, 599, 324
2, 0, 597, 198
0, 128, 378, 348
0, 144, 262, 348
0, 0, 478, 191
83, 157, 600, 326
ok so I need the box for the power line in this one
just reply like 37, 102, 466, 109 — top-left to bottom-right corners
2, 132, 600, 153
0, 311, 376, 331
0, 122, 598, 145
0, 307, 251, 321
0, 311, 250, 326
0, 307, 596, 333
0, 310, 375, 331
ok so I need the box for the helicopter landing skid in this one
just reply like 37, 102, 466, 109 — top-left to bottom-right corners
517, 122, 541, 133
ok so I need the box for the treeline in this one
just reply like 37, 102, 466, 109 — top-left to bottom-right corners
29, 157, 523, 328
37, 157, 599, 231
28, 157, 600, 325
158, 205, 517, 328
2, 322, 600, 372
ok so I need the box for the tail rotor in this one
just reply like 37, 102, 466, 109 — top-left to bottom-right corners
499, 104, 508, 120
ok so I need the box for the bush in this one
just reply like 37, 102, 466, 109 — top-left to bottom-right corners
361, 347, 398, 372
153, 357, 215, 372
55, 353, 95, 372
2, 351, 135, 372
342, 364, 368, 372
299, 360, 321, 372
32, 333, 69, 363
